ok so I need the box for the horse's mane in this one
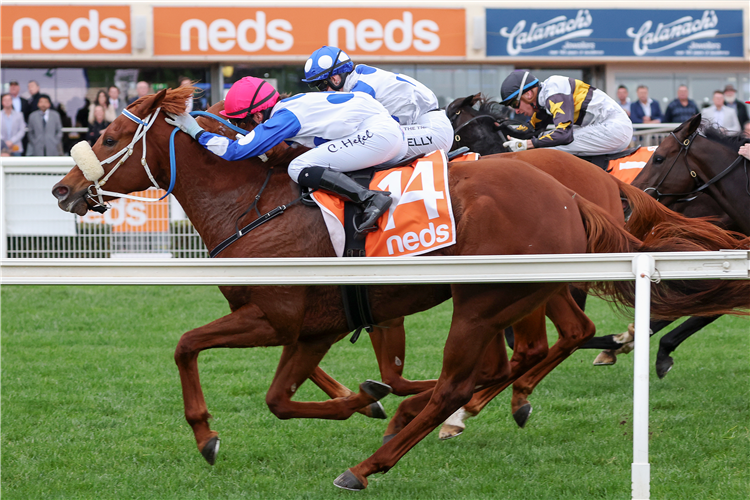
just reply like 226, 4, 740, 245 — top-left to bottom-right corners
700, 120, 750, 150
474, 94, 512, 121
129, 86, 197, 114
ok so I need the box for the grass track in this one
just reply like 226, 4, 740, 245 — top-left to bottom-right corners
1, 285, 748, 499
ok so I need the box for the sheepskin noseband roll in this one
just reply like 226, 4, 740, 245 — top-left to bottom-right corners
71, 141, 105, 182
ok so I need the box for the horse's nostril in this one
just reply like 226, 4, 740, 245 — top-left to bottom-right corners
53, 185, 69, 200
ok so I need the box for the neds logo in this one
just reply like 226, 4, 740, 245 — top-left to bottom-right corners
180, 12, 293, 52
329, 12, 440, 52
12, 9, 127, 51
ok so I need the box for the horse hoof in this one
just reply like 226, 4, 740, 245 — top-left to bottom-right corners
365, 401, 388, 420
334, 469, 368, 491
438, 424, 464, 440
382, 433, 396, 445
360, 379, 392, 401
200, 436, 220, 465
593, 350, 617, 366
656, 355, 674, 379
513, 403, 533, 428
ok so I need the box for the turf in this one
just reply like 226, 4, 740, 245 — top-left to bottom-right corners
1, 285, 748, 499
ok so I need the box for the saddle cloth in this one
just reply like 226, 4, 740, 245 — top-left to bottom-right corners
312, 150, 474, 257
606, 146, 657, 184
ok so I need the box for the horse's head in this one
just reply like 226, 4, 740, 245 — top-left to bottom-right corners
446, 93, 534, 155
52, 87, 195, 215
632, 114, 707, 204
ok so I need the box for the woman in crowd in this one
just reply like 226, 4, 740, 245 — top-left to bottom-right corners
86, 104, 110, 146
88, 90, 116, 124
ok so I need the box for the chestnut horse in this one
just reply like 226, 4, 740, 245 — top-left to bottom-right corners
445, 95, 740, 373
52, 88, 749, 489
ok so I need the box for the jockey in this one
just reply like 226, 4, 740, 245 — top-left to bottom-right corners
301, 45, 453, 157
499, 70, 633, 156
166, 76, 406, 235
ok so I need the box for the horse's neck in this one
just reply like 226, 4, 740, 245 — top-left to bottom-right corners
166, 136, 298, 252
692, 144, 750, 235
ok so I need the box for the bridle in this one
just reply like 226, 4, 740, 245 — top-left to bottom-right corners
81, 108, 260, 212
643, 130, 748, 204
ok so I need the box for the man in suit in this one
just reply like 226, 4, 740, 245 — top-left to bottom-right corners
630, 85, 663, 124
26, 94, 63, 156
26, 80, 41, 120
8, 81, 29, 117
701, 90, 741, 132
109, 85, 125, 116
1, 93, 26, 155
723, 84, 749, 129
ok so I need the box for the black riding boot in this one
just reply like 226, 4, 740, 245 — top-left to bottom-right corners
299, 167, 392, 234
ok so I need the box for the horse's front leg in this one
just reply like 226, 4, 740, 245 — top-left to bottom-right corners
510, 288, 595, 427
174, 301, 296, 465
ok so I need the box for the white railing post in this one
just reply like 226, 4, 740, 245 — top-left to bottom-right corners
632, 253, 654, 500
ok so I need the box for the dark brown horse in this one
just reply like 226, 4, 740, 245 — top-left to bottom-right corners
51, 88, 750, 490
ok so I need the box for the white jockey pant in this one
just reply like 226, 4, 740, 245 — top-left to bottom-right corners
551, 114, 633, 156
288, 116, 407, 183
401, 110, 454, 157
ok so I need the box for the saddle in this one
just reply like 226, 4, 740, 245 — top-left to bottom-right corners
577, 146, 642, 171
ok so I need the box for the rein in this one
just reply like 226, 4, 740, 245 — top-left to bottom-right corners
209, 169, 306, 258
643, 130, 748, 203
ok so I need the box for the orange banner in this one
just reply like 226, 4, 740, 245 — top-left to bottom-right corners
1, 5, 131, 55
153, 7, 465, 57
81, 190, 169, 233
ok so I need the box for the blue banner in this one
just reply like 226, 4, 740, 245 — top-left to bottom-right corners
486, 9, 744, 58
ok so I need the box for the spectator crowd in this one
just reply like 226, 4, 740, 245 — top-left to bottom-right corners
616, 83, 749, 136
1, 76, 200, 157
2, 77, 749, 157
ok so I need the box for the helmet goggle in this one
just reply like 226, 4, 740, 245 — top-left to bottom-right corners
307, 49, 349, 92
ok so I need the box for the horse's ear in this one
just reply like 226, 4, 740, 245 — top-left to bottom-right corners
471, 93, 482, 105
673, 113, 702, 140
151, 89, 168, 109
459, 94, 476, 108
131, 88, 168, 118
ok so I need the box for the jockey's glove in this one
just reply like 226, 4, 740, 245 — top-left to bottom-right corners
503, 137, 528, 152
166, 112, 204, 139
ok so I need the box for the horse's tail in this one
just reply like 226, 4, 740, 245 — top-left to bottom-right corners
575, 194, 750, 319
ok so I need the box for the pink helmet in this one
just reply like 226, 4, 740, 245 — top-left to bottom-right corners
220, 76, 279, 119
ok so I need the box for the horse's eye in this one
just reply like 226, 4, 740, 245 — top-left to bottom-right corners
652, 155, 664, 164
103, 136, 115, 147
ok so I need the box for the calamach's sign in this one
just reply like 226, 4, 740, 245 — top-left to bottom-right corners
153, 7, 465, 57
486, 9, 744, 58
1, 5, 131, 54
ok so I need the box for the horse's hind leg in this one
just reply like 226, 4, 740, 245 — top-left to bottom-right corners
511, 288, 595, 427
174, 302, 297, 465
439, 306, 549, 439
265, 337, 392, 420
656, 315, 720, 379
368, 317, 438, 396
336, 283, 560, 490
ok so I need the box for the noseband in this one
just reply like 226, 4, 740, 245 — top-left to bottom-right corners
643, 130, 748, 203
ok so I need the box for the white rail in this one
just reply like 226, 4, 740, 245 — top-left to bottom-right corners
2, 251, 750, 500
1, 252, 748, 286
